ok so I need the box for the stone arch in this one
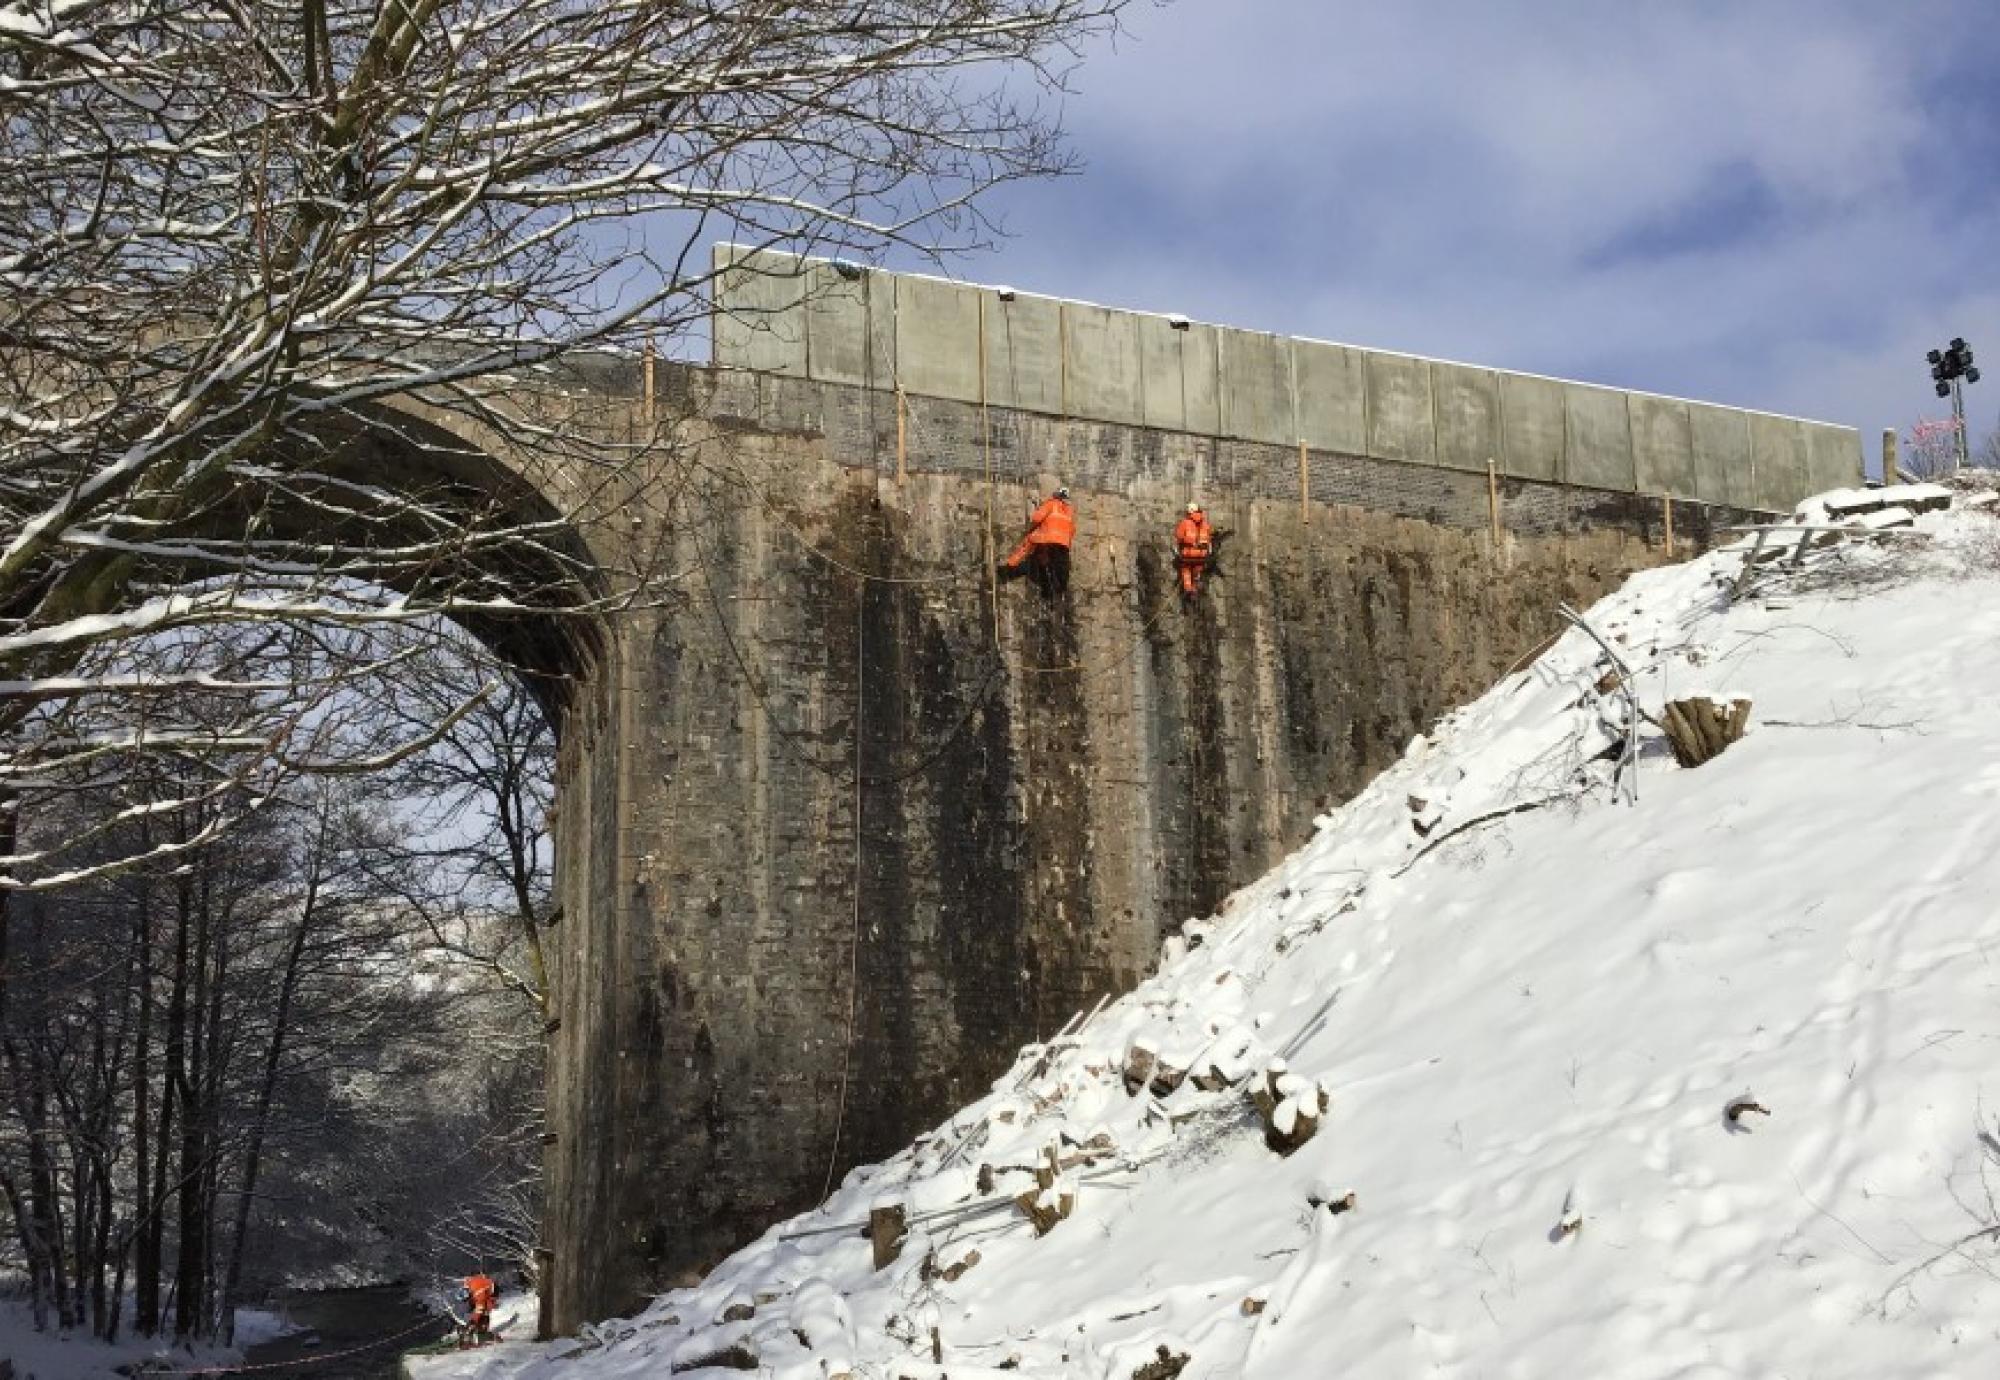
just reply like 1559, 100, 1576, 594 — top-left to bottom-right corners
259, 398, 616, 734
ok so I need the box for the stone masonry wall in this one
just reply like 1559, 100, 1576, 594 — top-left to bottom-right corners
540, 363, 1765, 1330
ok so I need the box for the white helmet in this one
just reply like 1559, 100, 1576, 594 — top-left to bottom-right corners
1186, 502, 1201, 514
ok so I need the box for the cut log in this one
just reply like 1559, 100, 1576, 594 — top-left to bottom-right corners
1661, 695, 1751, 768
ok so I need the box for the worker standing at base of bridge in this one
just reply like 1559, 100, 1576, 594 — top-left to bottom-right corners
1174, 501, 1216, 601
1000, 485, 1075, 596
459, 1271, 499, 1347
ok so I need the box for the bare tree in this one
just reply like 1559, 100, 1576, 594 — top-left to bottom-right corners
0, 0, 1137, 884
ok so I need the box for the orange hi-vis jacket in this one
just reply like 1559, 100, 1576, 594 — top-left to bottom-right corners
466, 1275, 496, 1316
1026, 496, 1076, 547
1175, 512, 1214, 558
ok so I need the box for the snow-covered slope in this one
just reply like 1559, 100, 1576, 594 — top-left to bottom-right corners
425, 485, 2000, 1380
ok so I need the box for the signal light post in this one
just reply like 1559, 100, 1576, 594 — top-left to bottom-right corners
1927, 337, 1981, 473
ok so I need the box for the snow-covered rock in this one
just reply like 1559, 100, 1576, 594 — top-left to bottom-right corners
417, 492, 2000, 1378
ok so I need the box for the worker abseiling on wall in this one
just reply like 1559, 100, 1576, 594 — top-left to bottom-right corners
1000, 485, 1075, 595
1175, 501, 1216, 600
459, 1271, 499, 1348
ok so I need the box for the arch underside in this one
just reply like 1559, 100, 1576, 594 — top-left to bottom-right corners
214, 404, 611, 733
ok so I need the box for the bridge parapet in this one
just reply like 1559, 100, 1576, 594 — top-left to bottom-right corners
712, 244, 1858, 514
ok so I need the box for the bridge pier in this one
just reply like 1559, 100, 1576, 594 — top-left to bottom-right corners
536, 362, 1766, 1331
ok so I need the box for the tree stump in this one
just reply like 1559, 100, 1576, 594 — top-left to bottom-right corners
1661, 696, 1751, 768
1122, 1041, 1158, 1096
869, 1198, 907, 1271
1251, 1061, 1330, 1156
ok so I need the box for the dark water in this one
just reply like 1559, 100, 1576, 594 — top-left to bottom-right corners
237, 1286, 445, 1379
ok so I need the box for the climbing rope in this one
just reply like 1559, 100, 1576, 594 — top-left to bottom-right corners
820, 589, 867, 1202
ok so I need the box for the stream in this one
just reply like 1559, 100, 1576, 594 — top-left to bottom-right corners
237, 1286, 445, 1379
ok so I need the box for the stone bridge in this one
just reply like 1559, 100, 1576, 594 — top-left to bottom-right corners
424, 248, 1859, 1330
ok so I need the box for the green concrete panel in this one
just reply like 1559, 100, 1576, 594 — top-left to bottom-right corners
1063, 302, 1145, 425
1364, 351, 1436, 467
1563, 384, 1636, 492
1629, 393, 1696, 498
1749, 413, 1810, 512
1500, 372, 1565, 482
983, 291, 1063, 415
712, 245, 807, 375
1689, 404, 1755, 510
1432, 362, 1501, 473
1293, 339, 1366, 454
893, 274, 983, 405
1218, 328, 1295, 445
1805, 422, 1862, 494
802, 261, 893, 390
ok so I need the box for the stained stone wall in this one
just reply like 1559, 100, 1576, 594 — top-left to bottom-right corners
539, 361, 1770, 1330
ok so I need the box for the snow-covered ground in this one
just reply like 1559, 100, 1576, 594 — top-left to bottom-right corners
422, 484, 2000, 1379
0, 1298, 293, 1379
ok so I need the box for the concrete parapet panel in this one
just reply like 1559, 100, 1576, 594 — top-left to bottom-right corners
1432, 362, 1501, 473
1805, 423, 1862, 494
1500, 372, 1565, 482
984, 291, 1064, 415
894, 275, 984, 405
1218, 328, 1296, 446
1630, 394, 1696, 498
1139, 314, 1198, 432
1563, 383, 1636, 492
1749, 413, 1810, 512
1063, 302, 1145, 426
1690, 404, 1755, 510
1293, 339, 1366, 455
803, 261, 894, 390
713, 245, 807, 375
1364, 351, 1436, 467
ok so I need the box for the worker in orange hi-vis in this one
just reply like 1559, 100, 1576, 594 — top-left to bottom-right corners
999, 486, 1076, 595
460, 1272, 498, 1347
1174, 501, 1216, 601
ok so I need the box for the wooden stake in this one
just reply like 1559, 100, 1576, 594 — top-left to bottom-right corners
1663, 493, 1674, 555
641, 339, 656, 413
1298, 440, 1310, 524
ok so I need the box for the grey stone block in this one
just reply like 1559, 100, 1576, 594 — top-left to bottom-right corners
1563, 383, 1635, 492
984, 290, 1063, 415
1063, 302, 1144, 426
1365, 352, 1435, 467
1219, 328, 1296, 446
893, 274, 983, 404
1432, 362, 1501, 473
1630, 394, 1696, 498
1500, 373, 1566, 483
713, 244, 807, 375
1293, 339, 1366, 455
1690, 404, 1755, 510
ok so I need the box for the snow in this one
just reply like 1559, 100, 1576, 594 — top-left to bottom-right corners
417, 493, 2000, 1377
0, 1298, 296, 1379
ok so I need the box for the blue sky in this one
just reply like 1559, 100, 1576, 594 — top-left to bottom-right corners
878, 0, 2000, 460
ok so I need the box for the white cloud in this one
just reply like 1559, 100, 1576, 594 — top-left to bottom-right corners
910, 0, 2000, 450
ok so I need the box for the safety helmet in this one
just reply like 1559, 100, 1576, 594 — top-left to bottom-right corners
1055, 486, 1070, 499
1186, 502, 1201, 514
